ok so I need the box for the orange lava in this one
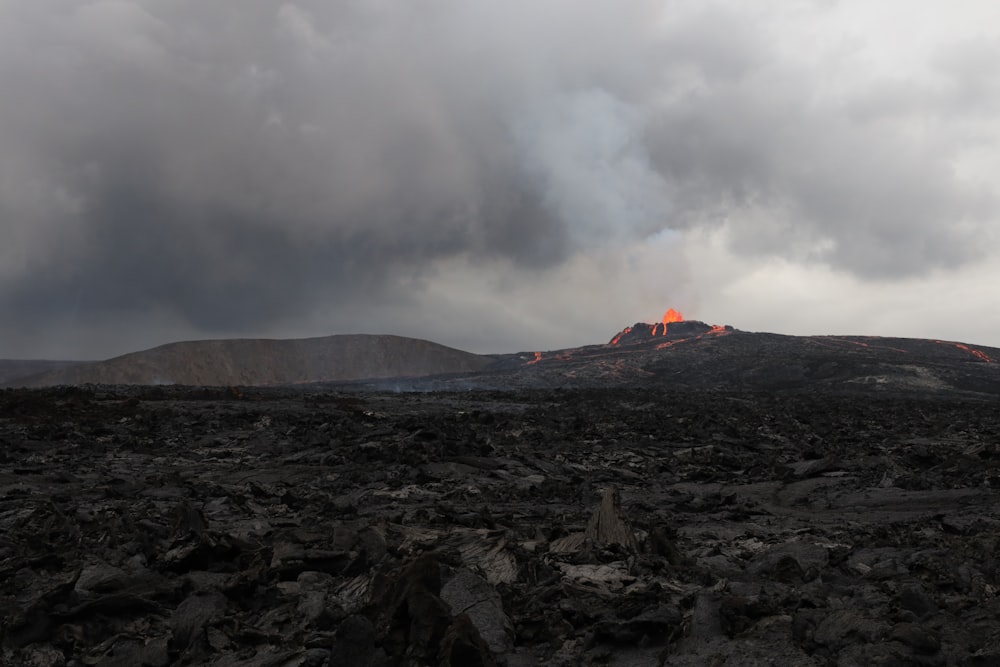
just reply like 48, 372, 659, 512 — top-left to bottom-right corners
652, 309, 684, 336
610, 327, 633, 346
649, 309, 684, 338
527, 351, 544, 365
662, 308, 683, 324
610, 310, 723, 347
954, 343, 992, 363
934, 340, 992, 362
655, 324, 731, 350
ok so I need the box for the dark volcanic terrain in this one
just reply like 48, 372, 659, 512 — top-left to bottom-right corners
6, 321, 1000, 397
349, 321, 1000, 397
3, 385, 1000, 666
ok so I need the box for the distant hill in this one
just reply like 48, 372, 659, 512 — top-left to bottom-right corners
0, 360, 86, 385
7, 321, 1000, 397
8, 335, 493, 388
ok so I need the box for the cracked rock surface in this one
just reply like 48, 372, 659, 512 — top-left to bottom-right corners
2, 386, 1000, 665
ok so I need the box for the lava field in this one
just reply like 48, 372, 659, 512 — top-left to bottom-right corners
3, 386, 1000, 666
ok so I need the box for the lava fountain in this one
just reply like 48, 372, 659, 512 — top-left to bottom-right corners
662, 308, 683, 324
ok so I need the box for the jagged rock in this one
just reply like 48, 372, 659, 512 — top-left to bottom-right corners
452, 532, 518, 586
812, 609, 889, 652
438, 614, 496, 667
14, 645, 65, 667
440, 569, 514, 655
2, 387, 1000, 665
592, 603, 682, 644
748, 542, 829, 583
370, 555, 457, 663
89, 636, 170, 667
556, 562, 636, 597
585, 486, 637, 552
74, 561, 129, 596
169, 591, 228, 654
890, 623, 941, 655
783, 457, 841, 479
648, 525, 684, 564
549, 532, 589, 554
897, 584, 940, 620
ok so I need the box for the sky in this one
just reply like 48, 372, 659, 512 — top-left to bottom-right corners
2, 0, 1000, 359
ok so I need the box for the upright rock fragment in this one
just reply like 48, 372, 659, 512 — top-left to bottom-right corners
370, 555, 495, 666
169, 591, 228, 659
585, 485, 637, 552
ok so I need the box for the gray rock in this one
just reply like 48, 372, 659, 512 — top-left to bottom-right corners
585, 485, 637, 552
441, 568, 514, 655
813, 609, 888, 651
74, 561, 128, 596
169, 591, 228, 651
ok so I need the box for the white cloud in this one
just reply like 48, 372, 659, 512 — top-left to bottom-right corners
686, 226, 1000, 347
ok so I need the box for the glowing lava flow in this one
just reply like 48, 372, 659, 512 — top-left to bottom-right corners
644, 309, 684, 339
655, 323, 731, 350
608, 309, 728, 346
956, 344, 992, 362
936, 340, 993, 363
653, 309, 684, 336
524, 349, 581, 367
650, 309, 684, 336
610, 327, 633, 346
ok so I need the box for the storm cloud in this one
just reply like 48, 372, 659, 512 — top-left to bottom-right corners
1, 1, 998, 358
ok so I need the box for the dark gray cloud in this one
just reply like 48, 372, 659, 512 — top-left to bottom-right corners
1, 1, 997, 357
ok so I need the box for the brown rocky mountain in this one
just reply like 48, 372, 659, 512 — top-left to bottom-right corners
7, 334, 492, 387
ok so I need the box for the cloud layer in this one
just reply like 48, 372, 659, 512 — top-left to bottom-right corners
2, 1, 998, 358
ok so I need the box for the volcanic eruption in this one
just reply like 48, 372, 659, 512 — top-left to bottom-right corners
609, 308, 723, 345
650, 308, 684, 336
662, 308, 683, 324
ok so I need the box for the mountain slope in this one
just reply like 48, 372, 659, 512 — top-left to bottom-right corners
0, 360, 86, 385
371, 321, 1000, 396
7, 321, 1000, 397
9, 335, 492, 387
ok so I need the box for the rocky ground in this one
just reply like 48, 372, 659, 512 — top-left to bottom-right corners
2, 385, 1000, 666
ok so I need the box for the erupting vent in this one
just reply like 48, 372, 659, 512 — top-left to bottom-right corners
609, 309, 732, 346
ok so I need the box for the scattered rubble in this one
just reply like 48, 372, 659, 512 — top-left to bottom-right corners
2, 386, 1000, 665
